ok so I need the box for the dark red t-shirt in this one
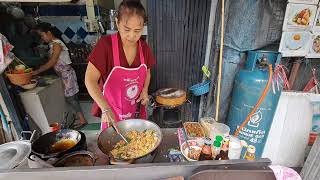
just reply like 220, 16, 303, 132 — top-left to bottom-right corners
88, 33, 156, 84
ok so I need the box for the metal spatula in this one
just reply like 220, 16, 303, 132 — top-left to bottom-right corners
111, 125, 129, 144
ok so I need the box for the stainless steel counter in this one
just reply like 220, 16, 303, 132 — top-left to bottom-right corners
0, 128, 273, 180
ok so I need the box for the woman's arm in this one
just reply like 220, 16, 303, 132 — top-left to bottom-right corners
137, 68, 151, 105
33, 43, 61, 75
85, 62, 111, 111
85, 62, 117, 129
143, 69, 151, 92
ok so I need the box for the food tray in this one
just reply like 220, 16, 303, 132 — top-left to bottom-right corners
183, 122, 205, 140
279, 31, 311, 57
306, 32, 320, 58
282, 3, 317, 31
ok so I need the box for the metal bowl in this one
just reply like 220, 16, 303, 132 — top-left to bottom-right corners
98, 119, 162, 161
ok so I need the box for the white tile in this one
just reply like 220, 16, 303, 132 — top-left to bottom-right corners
61, 34, 71, 43
84, 35, 98, 45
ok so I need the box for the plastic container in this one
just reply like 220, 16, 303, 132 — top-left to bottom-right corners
228, 136, 243, 159
200, 117, 215, 137
209, 123, 230, 141
183, 122, 205, 140
49, 123, 61, 132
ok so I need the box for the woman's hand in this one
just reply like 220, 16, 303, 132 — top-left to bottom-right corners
137, 89, 149, 105
101, 109, 118, 131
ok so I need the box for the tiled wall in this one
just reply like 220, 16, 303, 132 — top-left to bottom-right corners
40, 16, 98, 44
22, 5, 100, 44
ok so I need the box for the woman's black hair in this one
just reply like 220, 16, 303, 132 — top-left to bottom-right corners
36, 22, 62, 39
117, 0, 147, 23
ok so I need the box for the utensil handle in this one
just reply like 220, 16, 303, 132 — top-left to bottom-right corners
101, 121, 108, 130
135, 102, 141, 118
29, 155, 54, 168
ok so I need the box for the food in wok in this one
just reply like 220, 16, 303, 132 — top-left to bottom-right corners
111, 130, 158, 159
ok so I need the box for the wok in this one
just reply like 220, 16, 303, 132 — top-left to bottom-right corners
32, 129, 82, 159
97, 119, 162, 162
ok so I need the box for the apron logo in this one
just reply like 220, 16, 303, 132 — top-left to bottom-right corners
126, 84, 139, 100
248, 110, 262, 128
119, 112, 132, 120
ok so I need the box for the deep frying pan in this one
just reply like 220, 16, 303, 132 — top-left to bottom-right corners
32, 129, 82, 159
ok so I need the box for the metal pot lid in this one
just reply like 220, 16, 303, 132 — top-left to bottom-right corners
0, 141, 31, 169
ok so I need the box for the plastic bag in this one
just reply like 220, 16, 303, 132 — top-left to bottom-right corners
0, 33, 14, 74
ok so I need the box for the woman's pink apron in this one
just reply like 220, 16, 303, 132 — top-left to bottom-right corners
100, 34, 147, 130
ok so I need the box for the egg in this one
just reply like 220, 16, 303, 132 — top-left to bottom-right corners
293, 34, 301, 41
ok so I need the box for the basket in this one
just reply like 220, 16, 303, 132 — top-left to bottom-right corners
189, 80, 211, 96
6, 71, 33, 86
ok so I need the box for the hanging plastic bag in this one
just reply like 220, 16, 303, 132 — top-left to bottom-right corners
303, 69, 319, 94
0, 33, 14, 74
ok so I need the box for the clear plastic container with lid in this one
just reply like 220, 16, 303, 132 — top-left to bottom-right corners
209, 123, 230, 141
200, 117, 215, 137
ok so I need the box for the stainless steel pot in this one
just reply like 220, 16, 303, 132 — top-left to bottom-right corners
0, 131, 36, 169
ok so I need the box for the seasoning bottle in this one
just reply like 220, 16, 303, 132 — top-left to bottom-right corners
211, 140, 222, 159
199, 138, 213, 161
215, 136, 230, 160
244, 145, 256, 161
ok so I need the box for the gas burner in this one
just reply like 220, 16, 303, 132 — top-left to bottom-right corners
154, 100, 191, 128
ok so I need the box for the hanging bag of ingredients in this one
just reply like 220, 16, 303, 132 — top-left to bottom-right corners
0, 33, 14, 74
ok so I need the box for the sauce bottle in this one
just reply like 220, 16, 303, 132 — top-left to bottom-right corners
215, 136, 230, 160
199, 138, 213, 161
244, 145, 256, 161
211, 140, 221, 159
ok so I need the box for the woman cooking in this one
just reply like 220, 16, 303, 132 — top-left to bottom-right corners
33, 22, 88, 129
85, 0, 155, 130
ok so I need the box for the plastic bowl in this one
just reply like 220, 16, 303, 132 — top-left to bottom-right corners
180, 140, 203, 161
189, 80, 211, 96
21, 79, 37, 90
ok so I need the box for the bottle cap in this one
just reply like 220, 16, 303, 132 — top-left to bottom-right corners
213, 140, 221, 147
215, 135, 223, 142
247, 145, 256, 154
204, 137, 212, 145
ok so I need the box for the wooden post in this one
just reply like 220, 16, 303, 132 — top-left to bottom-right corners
288, 59, 301, 89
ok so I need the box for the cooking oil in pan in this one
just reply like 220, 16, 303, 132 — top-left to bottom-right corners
51, 139, 77, 153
